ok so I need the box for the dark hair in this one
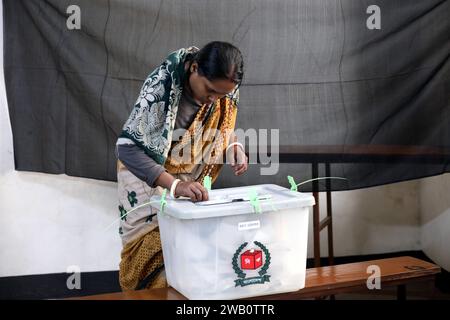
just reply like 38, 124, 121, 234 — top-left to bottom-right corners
186, 41, 244, 87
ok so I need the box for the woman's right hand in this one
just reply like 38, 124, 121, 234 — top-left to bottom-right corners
175, 181, 209, 202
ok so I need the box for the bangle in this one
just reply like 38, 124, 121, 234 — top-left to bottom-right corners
170, 179, 181, 199
226, 142, 244, 154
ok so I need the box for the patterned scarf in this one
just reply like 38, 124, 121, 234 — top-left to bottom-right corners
164, 95, 238, 183
120, 47, 239, 181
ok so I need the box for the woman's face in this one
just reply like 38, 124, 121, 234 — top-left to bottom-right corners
186, 62, 237, 105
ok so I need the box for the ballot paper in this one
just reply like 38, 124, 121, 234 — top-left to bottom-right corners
194, 194, 272, 206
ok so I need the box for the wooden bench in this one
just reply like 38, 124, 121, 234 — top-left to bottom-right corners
73, 256, 440, 300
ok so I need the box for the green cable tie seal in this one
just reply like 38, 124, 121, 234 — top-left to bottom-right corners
203, 175, 212, 191
287, 175, 298, 192
249, 188, 262, 214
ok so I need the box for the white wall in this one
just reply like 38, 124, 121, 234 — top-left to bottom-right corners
0, 0, 121, 277
314, 180, 421, 258
420, 173, 450, 271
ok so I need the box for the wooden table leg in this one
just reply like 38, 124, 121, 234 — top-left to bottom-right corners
326, 162, 334, 266
312, 162, 320, 267
326, 162, 335, 300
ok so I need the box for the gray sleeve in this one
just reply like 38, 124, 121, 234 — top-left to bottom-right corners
115, 144, 166, 188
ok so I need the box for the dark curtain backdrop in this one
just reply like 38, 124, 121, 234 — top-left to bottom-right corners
4, 0, 450, 191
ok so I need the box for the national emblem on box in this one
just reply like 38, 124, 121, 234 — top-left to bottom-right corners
241, 249, 263, 269
232, 241, 271, 287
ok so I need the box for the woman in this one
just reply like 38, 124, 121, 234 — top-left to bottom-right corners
116, 41, 248, 290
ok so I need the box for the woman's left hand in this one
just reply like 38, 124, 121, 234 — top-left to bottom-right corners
230, 146, 248, 176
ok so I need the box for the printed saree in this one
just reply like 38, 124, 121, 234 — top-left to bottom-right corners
118, 47, 239, 290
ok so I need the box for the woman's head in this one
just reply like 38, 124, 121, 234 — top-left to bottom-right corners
185, 41, 244, 105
